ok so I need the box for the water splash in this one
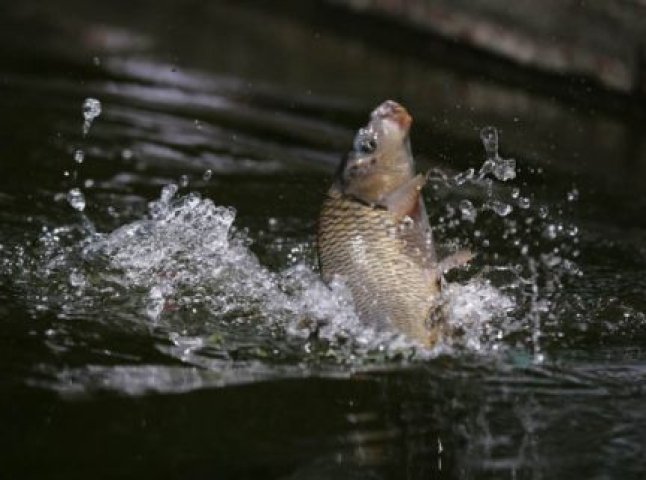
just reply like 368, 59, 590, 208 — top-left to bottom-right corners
427, 126, 582, 361
479, 126, 517, 182
4, 178, 513, 371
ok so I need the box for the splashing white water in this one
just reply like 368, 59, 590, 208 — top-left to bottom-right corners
25, 182, 511, 363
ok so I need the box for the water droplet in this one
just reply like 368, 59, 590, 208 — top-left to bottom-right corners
484, 199, 512, 217
480, 126, 499, 159
160, 183, 178, 203
517, 196, 531, 209
67, 188, 86, 211
453, 168, 474, 186
538, 205, 549, 218
202, 169, 213, 181
567, 188, 579, 202
543, 224, 558, 240
492, 157, 516, 181
82, 98, 102, 136
92, 56, 101, 66
567, 224, 579, 237
194, 119, 203, 130
179, 175, 190, 188
121, 149, 133, 161
84, 179, 95, 188
73, 149, 85, 164
458, 199, 477, 222
511, 187, 520, 199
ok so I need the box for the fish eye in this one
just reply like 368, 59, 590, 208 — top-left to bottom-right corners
353, 127, 379, 155
354, 131, 377, 154
360, 138, 377, 154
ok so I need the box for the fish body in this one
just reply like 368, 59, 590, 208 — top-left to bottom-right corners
317, 100, 459, 345
318, 191, 440, 343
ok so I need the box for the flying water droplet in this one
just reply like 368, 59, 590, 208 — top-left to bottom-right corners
121, 149, 133, 161
82, 98, 102, 136
538, 205, 549, 218
479, 126, 516, 181
458, 199, 477, 222
67, 188, 86, 211
492, 157, 516, 181
484, 199, 513, 217
202, 169, 213, 181
567, 188, 579, 202
480, 126, 499, 159
453, 168, 474, 186
517, 196, 531, 209
179, 175, 190, 188
543, 224, 558, 240
73, 149, 85, 164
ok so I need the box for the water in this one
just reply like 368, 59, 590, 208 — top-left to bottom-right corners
1, 1, 646, 478
81, 97, 102, 136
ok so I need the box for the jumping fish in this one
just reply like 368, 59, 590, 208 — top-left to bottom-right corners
317, 100, 471, 346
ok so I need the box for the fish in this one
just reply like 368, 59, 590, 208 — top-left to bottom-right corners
317, 100, 472, 346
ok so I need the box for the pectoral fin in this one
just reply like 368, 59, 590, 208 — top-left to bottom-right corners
380, 173, 426, 220
439, 249, 474, 273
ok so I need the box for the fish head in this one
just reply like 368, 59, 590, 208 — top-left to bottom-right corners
337, 100, 415, 203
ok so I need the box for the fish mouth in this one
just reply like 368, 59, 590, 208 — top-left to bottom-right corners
370, 100, 412, 131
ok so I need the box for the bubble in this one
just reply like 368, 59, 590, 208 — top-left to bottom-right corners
67, 188, 86, 212
82, 98, 102, 136
73, 149, 85, 164
459, 199, 477, 222
202, 169, 213, 181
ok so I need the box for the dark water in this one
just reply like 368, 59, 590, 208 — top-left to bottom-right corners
1, 1, 646, 478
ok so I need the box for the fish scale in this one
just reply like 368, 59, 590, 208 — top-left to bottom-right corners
318, 191, 441, 344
